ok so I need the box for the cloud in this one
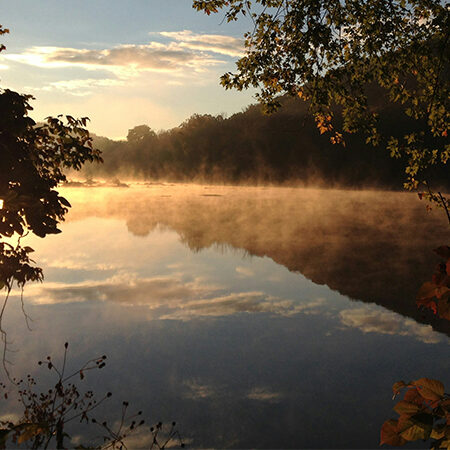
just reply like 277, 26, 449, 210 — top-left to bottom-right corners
1, 30, 245, 99
339, 307, 445, 344
159, 30, 244, 57
5, 40, 226, 77
2, 31, 242, 96
39, 78, 126, 96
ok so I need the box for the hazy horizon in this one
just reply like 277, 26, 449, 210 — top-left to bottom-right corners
0, 0, 257, 138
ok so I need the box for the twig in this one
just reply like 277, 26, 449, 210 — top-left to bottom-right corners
20, 286, 33, 331
437, 191, 450, 225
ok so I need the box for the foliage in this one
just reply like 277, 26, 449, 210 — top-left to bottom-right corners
0, 344, 184, 449
380, 378, 450, 449
192, 0, 449, 215
382, 250, 450, 449
0, 26, 103, 370
127, 125, 156, 144
81, 100, 450, 187
416, 245, 450, 320
0, 89, 102, 291
0, 22, 103, 378
0, 25, 102, 292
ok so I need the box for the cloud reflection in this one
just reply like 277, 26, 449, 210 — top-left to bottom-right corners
183, 380, 218, 399
339, 307, 444, 344
247, 387, 282, 403
26, 273, 327, 320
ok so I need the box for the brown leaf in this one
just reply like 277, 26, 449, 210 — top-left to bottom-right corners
403, 388, 426, 407
438, 298, 450, 320
417, 282, 439, 300
380, 419, 407, 446
412, 378, 445, 401
392, 381, 406, 395
394, 401, 420, 416
416, 296, 438, 314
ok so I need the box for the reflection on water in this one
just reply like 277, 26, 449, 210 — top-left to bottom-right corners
2, 184, 449, 448
64, 184, 450, 332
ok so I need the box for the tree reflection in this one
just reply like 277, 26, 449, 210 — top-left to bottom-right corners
381, 247, 450, 448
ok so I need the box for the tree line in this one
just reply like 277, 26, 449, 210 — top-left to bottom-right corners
80, 94, 448, 189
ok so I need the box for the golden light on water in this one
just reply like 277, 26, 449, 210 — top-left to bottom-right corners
0, 199, 3, 209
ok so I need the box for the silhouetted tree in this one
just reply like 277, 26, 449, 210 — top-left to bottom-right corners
127, 125, 156, 143
83, 96, 450, 189
193, 0, 449, 219
0, 26, 102, 292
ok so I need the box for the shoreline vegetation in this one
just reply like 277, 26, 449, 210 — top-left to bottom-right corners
75, 96, 449, 192
64, 177, 450, 192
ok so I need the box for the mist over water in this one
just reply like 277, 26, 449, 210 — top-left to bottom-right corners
64, 183, 450, 332
3, 184, 449, 448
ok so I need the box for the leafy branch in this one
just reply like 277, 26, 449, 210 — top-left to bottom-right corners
381, 378, 449, 449
416, 246, 450, 321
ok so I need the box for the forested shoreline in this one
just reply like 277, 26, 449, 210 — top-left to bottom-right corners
79, 95, 448, 190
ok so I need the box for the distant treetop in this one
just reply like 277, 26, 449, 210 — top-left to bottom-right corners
193, 0, 449, 217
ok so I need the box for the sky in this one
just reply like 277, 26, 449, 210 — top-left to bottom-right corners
0, 1, 256, 139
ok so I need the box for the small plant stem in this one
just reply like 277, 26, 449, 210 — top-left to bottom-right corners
56, 419, 64, 449
437, 191, 450, 225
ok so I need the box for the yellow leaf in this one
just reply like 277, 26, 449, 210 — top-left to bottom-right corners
430, 428, 445, 440
399, 421, 428, 441
17, 424, 45, 444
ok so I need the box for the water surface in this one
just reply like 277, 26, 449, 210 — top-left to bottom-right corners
2, 184, 449, 448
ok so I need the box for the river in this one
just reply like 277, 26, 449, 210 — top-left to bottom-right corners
2, 184, 449, 448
